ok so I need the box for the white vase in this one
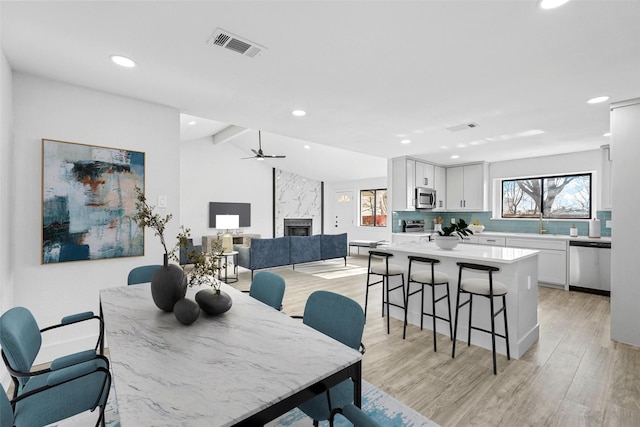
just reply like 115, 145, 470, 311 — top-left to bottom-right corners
434, 224, 443, 233
434, 235, 459, 250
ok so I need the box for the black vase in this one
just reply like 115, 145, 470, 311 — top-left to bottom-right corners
195, 288, 232, 315
173, 298, 200, 325
150, 255, 187, 312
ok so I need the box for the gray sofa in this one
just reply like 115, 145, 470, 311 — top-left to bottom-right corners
235, 233, 347, 277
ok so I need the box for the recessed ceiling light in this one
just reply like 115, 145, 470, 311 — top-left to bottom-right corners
587, 96, 610, 104
603, 132, 611, 137
292, 110, 306, 117
188, 121, 196, 126
539, 0, 571, 10
400, 139, 411, 144
304, 145, 310, 149
451, 155, 460, 159
110, 55, 136, 68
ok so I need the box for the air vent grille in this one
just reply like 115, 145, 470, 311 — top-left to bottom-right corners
446, 123, 479, 132
207, 28, 266, 58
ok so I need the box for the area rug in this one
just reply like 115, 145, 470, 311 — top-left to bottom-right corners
294, 262, 368, 280
268, 380, 439, 427
49, 379, 437, 427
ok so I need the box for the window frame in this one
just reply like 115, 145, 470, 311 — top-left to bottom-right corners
500, 172, 592, 220
359, 188, 388, 227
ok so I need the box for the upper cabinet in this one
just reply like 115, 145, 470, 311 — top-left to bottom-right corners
433, 166, 446, 210
415, 161, 434, 188
600, 145, 612, 210
391, 157, 487, 212
445, 163, 488, 211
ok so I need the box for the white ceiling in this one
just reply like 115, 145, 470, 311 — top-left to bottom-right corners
2, 1, 639, 182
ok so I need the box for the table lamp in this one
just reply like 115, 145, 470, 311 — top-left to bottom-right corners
216, 214, 239, 253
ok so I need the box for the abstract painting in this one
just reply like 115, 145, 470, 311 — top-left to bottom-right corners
42, 139, 145, 264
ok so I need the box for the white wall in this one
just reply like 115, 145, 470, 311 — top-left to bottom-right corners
326, 176, 391, 242
180, 136, 273, 244
11, 73, 180, 363
610, 98, 640, 346
0, 42, 15, 387
1, 43, 14, 315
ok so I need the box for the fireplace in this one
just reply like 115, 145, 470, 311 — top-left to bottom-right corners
284, 218, 312, 237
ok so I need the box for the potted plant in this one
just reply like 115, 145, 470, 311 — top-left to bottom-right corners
132, 187, 187, 312
434, 218, 473, 250
433, 216, 443, 233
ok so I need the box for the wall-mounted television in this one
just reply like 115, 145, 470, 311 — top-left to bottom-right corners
209, 202, 251, 228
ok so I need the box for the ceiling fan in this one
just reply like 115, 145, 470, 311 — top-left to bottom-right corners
242, 131, 286, 161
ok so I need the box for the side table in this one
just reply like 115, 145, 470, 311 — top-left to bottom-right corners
218, 251, 239, 283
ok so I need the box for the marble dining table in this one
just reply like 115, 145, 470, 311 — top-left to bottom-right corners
99, 283, 362, 426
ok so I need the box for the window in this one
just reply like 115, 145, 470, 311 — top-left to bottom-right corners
502, 173, 591, 219
360, 189, 387, 226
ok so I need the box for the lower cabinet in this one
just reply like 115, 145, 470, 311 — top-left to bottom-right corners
505, 238, 568, 286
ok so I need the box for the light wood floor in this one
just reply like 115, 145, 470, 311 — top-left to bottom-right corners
231, 255, 640, 427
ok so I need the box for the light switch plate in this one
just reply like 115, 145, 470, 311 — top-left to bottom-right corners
158, 195, 167, 208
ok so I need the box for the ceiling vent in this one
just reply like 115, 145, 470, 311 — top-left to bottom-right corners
207, 28, 266, 58
446, 123, 479, 132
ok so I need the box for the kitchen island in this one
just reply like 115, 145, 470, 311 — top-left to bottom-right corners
378, 241, 539, 358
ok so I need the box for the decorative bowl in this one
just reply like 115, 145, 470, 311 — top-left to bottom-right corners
468, 224, 485, 234
434, 235, 459, 250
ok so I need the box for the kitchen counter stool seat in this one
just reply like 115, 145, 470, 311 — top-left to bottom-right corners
452, 262, 510, 375
365, 250, 406, 334
403, 256, 452, 352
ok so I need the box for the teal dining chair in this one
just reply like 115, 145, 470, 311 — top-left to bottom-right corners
296, 290, 366, 426
0, 306, 110, 410
329, 403, 382, 427
247, 271, 286, 310
0, 358, 111, 427
127, 264, 163, 285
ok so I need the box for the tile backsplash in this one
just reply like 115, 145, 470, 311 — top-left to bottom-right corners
391, 210, 611, 237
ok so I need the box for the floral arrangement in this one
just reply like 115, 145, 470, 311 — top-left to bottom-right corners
433, 216, 443, 224
132, 186, 174, 263
176, 226, 225, 291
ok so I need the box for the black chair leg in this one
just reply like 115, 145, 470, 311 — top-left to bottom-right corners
445, 283, 453, 340
431, 284, 437, 352
467, 295, 473, 347
452, 287, 461, 358
490, 294, 497, 375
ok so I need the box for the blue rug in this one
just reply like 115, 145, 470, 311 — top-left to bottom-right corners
268, 380, 438, 427
49, 379, 437, 427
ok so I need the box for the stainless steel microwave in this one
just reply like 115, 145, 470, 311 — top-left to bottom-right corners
415, 187, 436, 209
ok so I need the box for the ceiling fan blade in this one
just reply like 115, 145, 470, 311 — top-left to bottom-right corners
251, 148, 259, 156
266, 154, 286, 158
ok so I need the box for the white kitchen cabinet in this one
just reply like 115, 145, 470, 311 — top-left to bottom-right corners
478, 236, 505, 246
415, 161, 435, 188
446, 163, 486, 210
433, 166, 446, 210
600, 145, 612, 210
506, 238, 568, 286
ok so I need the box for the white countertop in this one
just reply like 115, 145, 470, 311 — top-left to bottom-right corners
382, 241, 539, 264
393, 231, 611, 243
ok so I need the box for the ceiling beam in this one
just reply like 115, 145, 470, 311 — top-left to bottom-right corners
211, 125, 251, 145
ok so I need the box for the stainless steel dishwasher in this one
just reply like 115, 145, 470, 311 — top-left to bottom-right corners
569, 240, 611, 296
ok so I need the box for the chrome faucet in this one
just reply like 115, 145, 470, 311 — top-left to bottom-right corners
538, 213, 546, 234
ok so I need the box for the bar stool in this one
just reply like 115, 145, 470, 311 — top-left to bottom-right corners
452, 262, 510, 375
365, 250, 405, 334
403, 256, 452, 352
